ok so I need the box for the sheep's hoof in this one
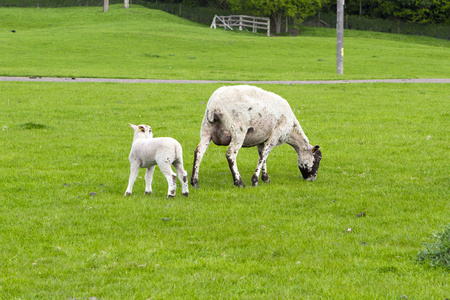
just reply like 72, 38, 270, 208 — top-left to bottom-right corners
251, 175, 258, 187
167, 195, 175, 199
144, 191, 152, 196
234, 179, 246, 188
125, 192, 132, 196
261, 174, 270, 183
182, 192, 189, 197
190, 178, 199, 189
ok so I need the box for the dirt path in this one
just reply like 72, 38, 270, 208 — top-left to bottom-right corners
0, 76, 449, 84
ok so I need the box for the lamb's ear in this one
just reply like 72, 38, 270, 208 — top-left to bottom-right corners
129, 123, 138, 130
138, 126, 145, 132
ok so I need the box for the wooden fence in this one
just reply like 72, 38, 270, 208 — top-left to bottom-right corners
211, 15, 270, 36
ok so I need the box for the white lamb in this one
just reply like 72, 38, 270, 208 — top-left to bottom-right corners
125, 124, 189, 198
191, 85, 322, 188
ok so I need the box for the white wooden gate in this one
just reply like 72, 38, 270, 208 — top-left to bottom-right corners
211, 15, 271, 36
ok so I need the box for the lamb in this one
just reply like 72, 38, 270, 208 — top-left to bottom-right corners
125, 123, 189, 198
191, 85, 322, 188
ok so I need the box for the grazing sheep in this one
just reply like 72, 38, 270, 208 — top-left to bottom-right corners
191, 85, 322, 188
125, 124, 189, 198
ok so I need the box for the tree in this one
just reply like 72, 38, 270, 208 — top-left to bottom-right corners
227, 0, 327, 34
322, 0, 450, 24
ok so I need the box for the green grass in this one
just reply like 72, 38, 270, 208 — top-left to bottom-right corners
0, 4, 449, 299
0, 4, 449, 80
1, 82, 449, 298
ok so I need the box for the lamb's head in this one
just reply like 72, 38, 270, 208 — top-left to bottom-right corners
129, 123, 153, 141
299, 145, 322, 181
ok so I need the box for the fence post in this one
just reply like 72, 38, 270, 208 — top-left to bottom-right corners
103, 0, 109, 12
337, 0, 344, 74
124, 0, 129, 9
239, 16, 243, 31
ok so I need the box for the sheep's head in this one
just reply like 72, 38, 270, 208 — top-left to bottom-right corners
129, 123, 153, 140
299, 145, 322, 181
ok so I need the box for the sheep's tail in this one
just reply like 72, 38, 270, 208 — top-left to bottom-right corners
206, 109, 215, 123
206, 108, 223, 124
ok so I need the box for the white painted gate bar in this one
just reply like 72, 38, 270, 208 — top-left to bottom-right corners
211, 15, 270, 36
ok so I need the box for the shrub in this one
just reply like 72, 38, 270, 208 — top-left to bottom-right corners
416, 224, 450, 269
304, 13, 450, 40
0, 0, 122, 7
135, 0, 232, 25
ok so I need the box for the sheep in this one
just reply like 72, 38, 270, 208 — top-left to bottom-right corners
125, 123, 189, 198
191, 85, 322, 188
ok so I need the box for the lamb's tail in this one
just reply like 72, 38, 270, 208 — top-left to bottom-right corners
174, 140, 184, 163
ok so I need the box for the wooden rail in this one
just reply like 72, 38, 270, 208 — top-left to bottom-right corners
211, 15, 271, 36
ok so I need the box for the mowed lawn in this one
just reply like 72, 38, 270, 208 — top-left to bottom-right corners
1, 3, 449, 299
0, 4, 449, 80
0, 82, 448, 298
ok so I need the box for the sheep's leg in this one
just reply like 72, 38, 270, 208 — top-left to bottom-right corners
144, 165, 156, 195
257, 144, 270, 184
251, 118, 286, 187
125, 162, 140, 196
226, 137, 246, 188
160, 163, 177, 198
191, 124, 212, 189
174, 161, 189, 197
251, 141, 277, 187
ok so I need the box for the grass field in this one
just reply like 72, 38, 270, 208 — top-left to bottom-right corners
1, 82, 449, 298
0, 3, 449, 299
0, 4, 449, 80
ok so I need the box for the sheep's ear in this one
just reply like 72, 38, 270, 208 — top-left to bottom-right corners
129, 123, 138, 130
312, 145, 320, 153
138, 126, 145, 132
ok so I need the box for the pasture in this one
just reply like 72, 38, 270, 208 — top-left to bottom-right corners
0, 4, 449, 299
1, 82, 449, 298
0, 5, 449, 80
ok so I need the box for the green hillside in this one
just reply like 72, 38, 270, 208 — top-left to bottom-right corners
0, 4, 449, 80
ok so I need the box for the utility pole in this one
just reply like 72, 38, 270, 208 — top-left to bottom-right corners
337, 0, 344, 74
103, 0, 109, 12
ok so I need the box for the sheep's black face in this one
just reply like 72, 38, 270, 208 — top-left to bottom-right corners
299, 146, 322, 181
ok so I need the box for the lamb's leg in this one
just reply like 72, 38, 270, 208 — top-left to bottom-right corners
191, 123, 212, 189
226, 137, 246, 188
174, 161, 189, 197
144, 165, 155, 195
125, 162, 140, 196
257, 144, 270, 184
160, 163, 177, 198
